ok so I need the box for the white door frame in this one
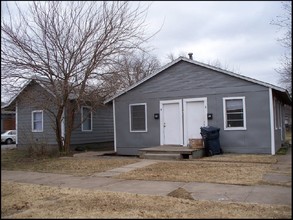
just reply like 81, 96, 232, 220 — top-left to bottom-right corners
183, 98, 208, 146
160, 99, 183, 145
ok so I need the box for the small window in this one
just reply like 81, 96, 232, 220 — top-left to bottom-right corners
81, 106, 92, 131
129, 103, 147, 132
223, 97, 246, 130
32, 110, 43, 132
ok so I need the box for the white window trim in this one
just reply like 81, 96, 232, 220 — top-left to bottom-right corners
129, 103, 147, 132
32, 110, 43, 132
81, 106, 92, 132
223, 97, 246, 131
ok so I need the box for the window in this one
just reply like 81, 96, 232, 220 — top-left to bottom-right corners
129, 103, 147, 132
223, 97, 246, 130
81, 106, 92, 131
32, 110, 43, 132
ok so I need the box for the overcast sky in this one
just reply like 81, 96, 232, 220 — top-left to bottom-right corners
144, 1, 288, 87
1, 1, 288, 93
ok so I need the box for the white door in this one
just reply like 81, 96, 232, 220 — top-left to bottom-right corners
183, 98, 207, 146
160, 100, 183, 145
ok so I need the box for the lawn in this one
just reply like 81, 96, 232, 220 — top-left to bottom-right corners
1, 181, 291, 219
116, 160, 272, 185
1, 148, 291, 218
1, 148, 139, 176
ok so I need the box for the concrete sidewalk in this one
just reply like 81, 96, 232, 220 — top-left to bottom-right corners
1, 147, 291, 206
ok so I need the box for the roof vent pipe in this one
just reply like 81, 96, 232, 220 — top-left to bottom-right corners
188, 53, 193, 60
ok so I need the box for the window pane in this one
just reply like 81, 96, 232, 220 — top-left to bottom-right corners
226, 100, 243, 112
131, 105, 146, 131
34, 112, 42, 121
225, 99, 244, 128
82, 107, 92, 131
227, 120, 244, 127
227, 113, 243, 120
33, 112, 43, 131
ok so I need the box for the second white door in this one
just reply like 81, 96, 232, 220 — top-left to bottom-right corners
183, 98, 207, 146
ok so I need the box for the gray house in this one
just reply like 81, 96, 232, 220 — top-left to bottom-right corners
3, 77, 114, 151
105, 56, 291, 155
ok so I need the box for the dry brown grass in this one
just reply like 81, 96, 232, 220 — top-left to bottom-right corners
1, 181, 291, 219
199, 154, 278, 164
1, 149, 139, 176
117, 160, 272, 185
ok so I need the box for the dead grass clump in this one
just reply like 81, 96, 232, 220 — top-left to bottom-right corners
1, 181, 291, 219
167, 187, 194, 200
117, 161, 271, 185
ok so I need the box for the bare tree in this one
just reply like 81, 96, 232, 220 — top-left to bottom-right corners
165, 52, 241, 73
271, 1, 292, 94
1, 1, 156, 155
99, 51, 160, 97
206, 58, 241, 74
166, 51, 187, 62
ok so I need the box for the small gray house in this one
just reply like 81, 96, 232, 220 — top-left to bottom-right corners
105, 56, 291, 155
3, 77, 114, 151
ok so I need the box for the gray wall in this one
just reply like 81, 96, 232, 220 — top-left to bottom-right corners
17, 82, 57, 149
114, 61, 273, 155
17, 82, 114, 150
70, 104, 114, 145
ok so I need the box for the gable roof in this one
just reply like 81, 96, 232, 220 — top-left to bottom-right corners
2, 76, 55, 110
2, 75, 105, 110
104, 56, 291, 104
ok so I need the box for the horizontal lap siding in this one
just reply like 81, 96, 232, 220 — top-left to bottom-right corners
17, 83, 57, 148
115, 61, 271, 155
70, 104, 114, 145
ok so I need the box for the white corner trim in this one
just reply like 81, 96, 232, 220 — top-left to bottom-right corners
113, 100, 117, 152
269, 88, 275, 155
61, 108, 65, 144
15, 101, 18, 144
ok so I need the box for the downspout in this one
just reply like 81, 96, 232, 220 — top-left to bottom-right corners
113, 99, 117, 152
269, 88, 275, 155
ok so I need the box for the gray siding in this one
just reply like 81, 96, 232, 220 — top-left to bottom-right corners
114, 61, 273, 155
16, 82, 114, 150
70, 104, 114, 145
17, 83, 57, 149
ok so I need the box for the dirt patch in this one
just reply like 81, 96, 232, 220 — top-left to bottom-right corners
167, 187, 194, 200
1, 181, 291, 219
117, 161, 271, 185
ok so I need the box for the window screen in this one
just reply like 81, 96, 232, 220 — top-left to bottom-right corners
225, 99, 244, 128
130, 104, 146, 131
32, 111, 43, 132
82, 107, 92, 131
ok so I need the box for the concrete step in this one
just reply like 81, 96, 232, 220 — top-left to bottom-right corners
140, 153, 182, 160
